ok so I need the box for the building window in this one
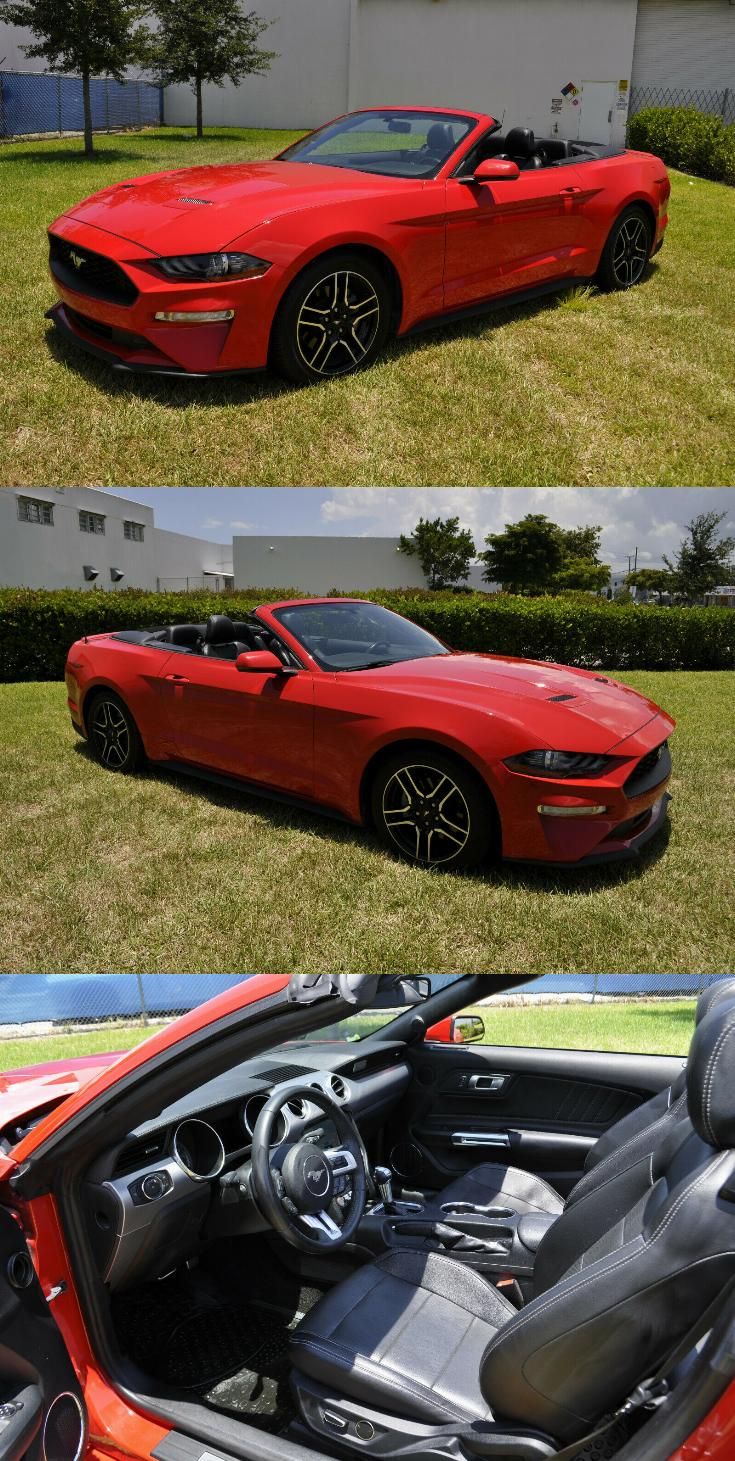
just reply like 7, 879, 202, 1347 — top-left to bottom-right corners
18, 496, 54, 525
124, 520, 145, 542
79, 510, 106, 535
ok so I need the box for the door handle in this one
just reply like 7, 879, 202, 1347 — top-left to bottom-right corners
451, 1132, 511, 1148
164, 673, 190, 683
560, 186, 581, 195
468, 1074, 509, 1093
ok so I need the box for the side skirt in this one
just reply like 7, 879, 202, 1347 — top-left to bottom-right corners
157, 758, 356, 826
404, 276, 592, 337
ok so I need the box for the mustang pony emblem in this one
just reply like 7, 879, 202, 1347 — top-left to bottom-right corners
69, 250, 86, 269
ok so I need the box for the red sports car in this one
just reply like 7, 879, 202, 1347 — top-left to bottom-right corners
65, 597, 674, 870
1, 973, 734, 1461
46, 106, 670, 382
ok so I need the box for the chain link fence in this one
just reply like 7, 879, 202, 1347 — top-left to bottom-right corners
0, 69, 163, 139
0, 975, 251, 1034
629, 84, 735, 127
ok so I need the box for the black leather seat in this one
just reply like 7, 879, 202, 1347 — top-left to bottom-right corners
166, 624, 204, 648
498, 126, 545, 169
424, 122, 455, 162
200, 613, 242, 659
432, 978, 735, 1220
291, 993, 735, 1454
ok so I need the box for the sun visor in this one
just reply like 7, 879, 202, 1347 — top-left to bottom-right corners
287, 975, 430, 1008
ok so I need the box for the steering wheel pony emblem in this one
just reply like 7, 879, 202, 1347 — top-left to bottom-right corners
248, 1083, 367, 1253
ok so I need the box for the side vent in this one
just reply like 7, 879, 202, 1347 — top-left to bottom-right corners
113, 1134, 167, 1177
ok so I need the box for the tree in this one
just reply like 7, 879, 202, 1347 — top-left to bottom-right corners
398, 516, 476, 591
552, 559, 611, 593
558, 524, 604, 564
626, 568, 676, 604
0, 0, 149, 155
145, 0, 276, 139
663, 511, 735, 604
480, 514, 564, 594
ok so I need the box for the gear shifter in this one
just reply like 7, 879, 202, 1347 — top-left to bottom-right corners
373, 1165, 396, 1214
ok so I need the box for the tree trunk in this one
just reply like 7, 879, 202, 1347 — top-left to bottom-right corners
82, 67, 93, 156
196, 76, 203, 139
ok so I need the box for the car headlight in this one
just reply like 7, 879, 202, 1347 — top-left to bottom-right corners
154, 252, 272, 282
504, 750, 614, 778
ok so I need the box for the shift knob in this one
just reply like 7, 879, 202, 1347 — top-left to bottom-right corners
374, 1165, 395, 1212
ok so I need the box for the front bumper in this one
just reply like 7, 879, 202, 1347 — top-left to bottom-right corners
46, 217, 284, 376
493, 714, 675, 866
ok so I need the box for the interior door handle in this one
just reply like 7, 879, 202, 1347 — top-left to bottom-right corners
451, 1132, 511, 1148
468, 1074, 509, 1092
164, 674, 190, 683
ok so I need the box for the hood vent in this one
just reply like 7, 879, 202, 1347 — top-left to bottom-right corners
176, 196, 213, 206
548, 693, 576, 703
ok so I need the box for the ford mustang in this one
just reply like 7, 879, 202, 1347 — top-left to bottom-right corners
65, 597, 674, 871
45, 106, 670, 382
1, 973, 735, 1461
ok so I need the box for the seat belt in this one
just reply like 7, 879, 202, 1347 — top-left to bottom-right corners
549, 1276, 735, 1461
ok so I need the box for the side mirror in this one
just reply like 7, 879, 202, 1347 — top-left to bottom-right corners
426, 1012, 486, 1043
235, 649, 285, 674
469, 158, 520, 183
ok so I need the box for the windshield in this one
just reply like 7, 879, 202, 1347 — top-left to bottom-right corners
279, 109, 476, 179
272, 601, 450, 671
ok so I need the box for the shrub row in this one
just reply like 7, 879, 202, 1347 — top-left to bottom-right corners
1, 587, 733, 681
628, 106, 735, 186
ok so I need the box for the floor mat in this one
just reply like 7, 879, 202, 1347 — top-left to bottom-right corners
160, 1303, 298, 1429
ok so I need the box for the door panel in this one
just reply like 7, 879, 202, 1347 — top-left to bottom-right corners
0, 1206, 86, 1461
443, 169, 590, 309
387, 1042, 686, 1198
160, 658, 315, 797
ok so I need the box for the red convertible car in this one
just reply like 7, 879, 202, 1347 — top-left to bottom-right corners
1, 973, 735, 1461
64, 598, 675, 870
45, 106, 670, 382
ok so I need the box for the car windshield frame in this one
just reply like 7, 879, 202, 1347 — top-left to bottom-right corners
277, 108, 479, 180
269, 601, 452, 673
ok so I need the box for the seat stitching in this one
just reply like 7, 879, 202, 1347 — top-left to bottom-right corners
702, 1015, 735, 1146
481, 1151, 731, 1363
467, 1164, 563, 1208
570, 1092, 685, 1197
321, 1269, 391, 1339
292, 1334, 473, 1420
373, 1288, 430, 1365
382, 1255, 513, 1324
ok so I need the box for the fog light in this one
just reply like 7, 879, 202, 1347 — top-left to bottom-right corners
538, 804, 608, 817
154, 309, 235, 323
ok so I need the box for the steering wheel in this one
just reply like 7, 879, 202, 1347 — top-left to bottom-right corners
249, 1084, 367, 1253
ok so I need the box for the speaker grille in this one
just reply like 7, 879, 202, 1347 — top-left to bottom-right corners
390, 1142, 423, 1180
43, 1393, 85, 1461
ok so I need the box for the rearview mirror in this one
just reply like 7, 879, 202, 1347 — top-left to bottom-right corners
368, 976, 432, 1008
468, 158, 520, 184
235, 650, 285, 674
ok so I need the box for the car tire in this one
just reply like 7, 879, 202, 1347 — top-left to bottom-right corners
271, 250, 393, 384
85, 691, 144, 774
370, 749, 499, 872
597, 205, 653, 291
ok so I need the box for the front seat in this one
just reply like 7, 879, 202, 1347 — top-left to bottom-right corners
424, 122, 455, 162
430, 977, 735, 1220
290, 994, 735, 1454
499, 126, 544, 169
201, 613, 238, 658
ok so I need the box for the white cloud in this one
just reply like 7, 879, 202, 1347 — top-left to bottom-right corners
230, 520, 255, 531
202, 518, 224, 529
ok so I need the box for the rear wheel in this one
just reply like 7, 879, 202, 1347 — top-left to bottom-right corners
370, 750, 498, 871
271, 251, 393, 384
86, 692, 144, 773
597, 206, 653, 291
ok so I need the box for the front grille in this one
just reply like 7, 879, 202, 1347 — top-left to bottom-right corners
66, 306, 150, 352
603, 809, 651, 842
49, 233, 138, 305
624, 740, 669, 795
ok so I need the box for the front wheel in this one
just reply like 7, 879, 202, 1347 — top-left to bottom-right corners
271, 251, 393, 384
597, 206, 653, 291
370, 750, 498, 871
86, 692, 144, 773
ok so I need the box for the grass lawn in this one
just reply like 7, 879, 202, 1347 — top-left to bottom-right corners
1, 125, 734, 486
0, 998, 698, 1071
1, 672, 732, 974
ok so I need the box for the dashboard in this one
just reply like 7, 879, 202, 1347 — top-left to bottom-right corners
82, 1041, 410, 1290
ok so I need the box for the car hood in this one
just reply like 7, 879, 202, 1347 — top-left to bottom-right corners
0, 1053, 121, 1141
355, 654, 669, 752
59, 159, 402, 255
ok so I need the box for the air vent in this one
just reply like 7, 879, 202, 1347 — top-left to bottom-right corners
548, 693, 575, 703
257, 1063, 313, 1083
113, 1134, 166, 1176
286, 1096, 308, 1119
329, 1074, 348, 1102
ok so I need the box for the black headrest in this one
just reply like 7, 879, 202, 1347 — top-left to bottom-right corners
167, 623, 203, 647
687, 996, 735, 1148
204, 614, 235, 645
696, 978, 735, 1025
426, 123, 453, 156
505, 126, 535, 157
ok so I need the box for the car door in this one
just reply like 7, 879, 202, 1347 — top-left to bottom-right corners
385, 1033, 685, 1198
442, 165, 592, 310
158, 652, 316, 798
0, 1205, 87, 1461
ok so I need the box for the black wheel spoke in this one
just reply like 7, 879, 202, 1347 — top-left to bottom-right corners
92, 701, 129, 768
296, 268, 381, 376
381, 763, 471, 865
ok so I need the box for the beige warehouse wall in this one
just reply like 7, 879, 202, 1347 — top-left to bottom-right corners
233, 535, 428, 594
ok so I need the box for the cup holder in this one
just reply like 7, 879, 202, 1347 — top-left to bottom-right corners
441, 1202, 514, 1219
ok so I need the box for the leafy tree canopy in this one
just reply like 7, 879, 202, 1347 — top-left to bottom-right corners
663, 511, 735, 603
398, 516, 476, 591
144, 0, 276, 135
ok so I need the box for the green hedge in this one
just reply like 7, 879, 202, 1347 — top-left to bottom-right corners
1, 587, 733, 681
628, 106, 735, 186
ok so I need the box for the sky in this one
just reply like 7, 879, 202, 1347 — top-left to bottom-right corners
105, 488, 735, 573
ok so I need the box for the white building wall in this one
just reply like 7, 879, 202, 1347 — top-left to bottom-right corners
233, 536, 429, 594
0, 22, 38, 71
631, 0, 735, 92
0, 489, 156, 590
163, 0, 638, 146
154, 528, 233, 591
